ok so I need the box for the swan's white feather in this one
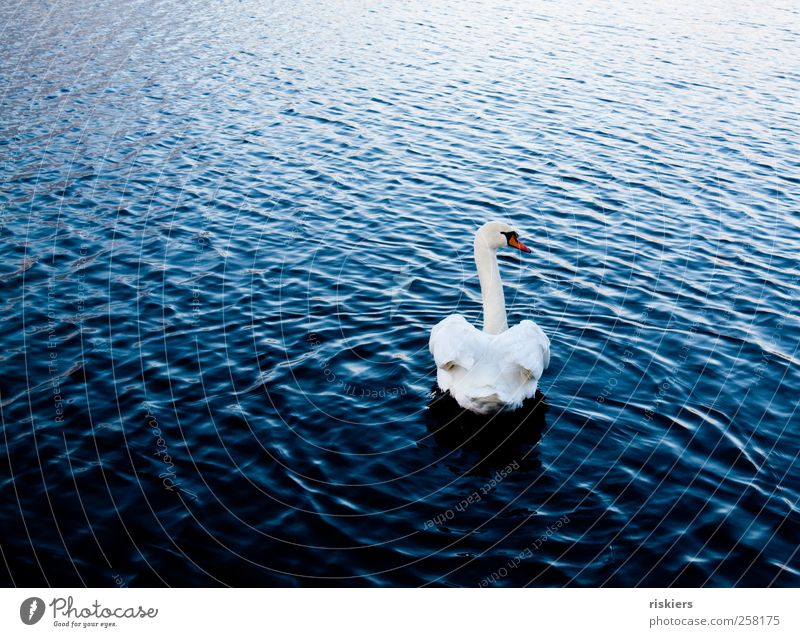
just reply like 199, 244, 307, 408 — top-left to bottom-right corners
430, 314, 475, 371
429, 314, 550, 414
508, 320, 550, 380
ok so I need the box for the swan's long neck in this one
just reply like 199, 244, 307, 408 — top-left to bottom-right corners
474, 240, 508, 335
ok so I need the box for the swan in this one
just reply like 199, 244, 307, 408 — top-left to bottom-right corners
429, 221, 550, 414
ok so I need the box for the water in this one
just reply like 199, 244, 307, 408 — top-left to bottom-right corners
1, 0, 799, 586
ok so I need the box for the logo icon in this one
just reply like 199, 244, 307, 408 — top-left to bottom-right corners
20, 597, 45, 625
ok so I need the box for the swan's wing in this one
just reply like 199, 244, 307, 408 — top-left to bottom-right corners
429, 314, 479, 371
503, 320, 550, 380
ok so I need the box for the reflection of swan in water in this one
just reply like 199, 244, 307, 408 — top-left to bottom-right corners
425, 385, 548, 473
429, 221, 550, 415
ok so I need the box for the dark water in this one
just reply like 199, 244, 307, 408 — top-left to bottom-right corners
1, 0, 799, 587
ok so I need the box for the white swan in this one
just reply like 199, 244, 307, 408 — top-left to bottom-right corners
429, 221, 550, 414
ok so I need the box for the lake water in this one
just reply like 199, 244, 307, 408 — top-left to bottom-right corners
1, 0, 799, 586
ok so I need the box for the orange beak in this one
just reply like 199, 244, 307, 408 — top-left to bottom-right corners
508, 235, 532, 253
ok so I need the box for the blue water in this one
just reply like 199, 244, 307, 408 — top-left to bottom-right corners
1, 0, 799, 586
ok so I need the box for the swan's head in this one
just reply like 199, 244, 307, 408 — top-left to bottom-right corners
475, 220, 531, 253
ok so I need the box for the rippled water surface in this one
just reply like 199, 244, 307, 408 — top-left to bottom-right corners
2, 0, 799, 586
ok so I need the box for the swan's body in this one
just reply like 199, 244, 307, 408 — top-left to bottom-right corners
429, 221, 550, 414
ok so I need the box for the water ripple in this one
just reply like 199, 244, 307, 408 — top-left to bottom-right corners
1, 0, 798, 587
